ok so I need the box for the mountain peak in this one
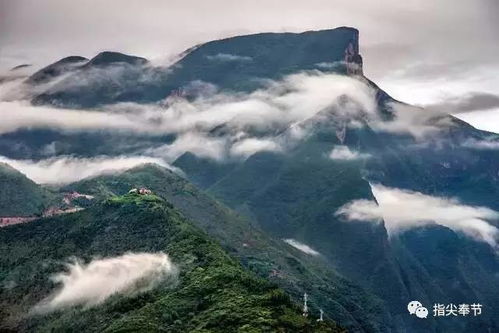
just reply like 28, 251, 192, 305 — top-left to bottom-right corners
27, 55, 88, 84
86, 51, 148, 67
330, 26, 362, 75
168, 26, 364, 92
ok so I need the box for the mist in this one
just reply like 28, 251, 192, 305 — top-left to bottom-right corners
337, 184, 499, 248
0, 155, 173, 184
0, 70, 459, 168
283, 239, 320, 256
33, 252, 177, 313
329, 146, 370, 161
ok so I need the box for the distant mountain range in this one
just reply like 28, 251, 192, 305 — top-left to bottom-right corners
1, 27, 498, 332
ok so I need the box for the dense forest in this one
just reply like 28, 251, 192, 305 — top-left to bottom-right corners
0, 193, 342, 332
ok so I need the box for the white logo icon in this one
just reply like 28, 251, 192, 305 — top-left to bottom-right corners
415, 306, 428, 318
408, 301, 427, 319
408, 301, 422, 315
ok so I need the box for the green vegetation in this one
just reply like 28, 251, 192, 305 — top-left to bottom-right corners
63, 164, 387, 332
176, 124, 499, 332
0, 194, 342, 332
0, 163, 56, 217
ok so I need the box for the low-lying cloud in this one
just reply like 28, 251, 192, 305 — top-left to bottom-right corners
0, 155, 173, 184
0, 72, 376, 136
230, 137, 282, 158
206, 53, 252, 62
373, 102, 454, 138
315, 62, 343, 70
283, 238, 320, 256
0, 70, 457, 164
33, 252, 177, 314
0, 101, 149, 135
146, 132, 228, 161
336, 184, 499, 248
462, 138, 499, 150
329, 145, 370, 160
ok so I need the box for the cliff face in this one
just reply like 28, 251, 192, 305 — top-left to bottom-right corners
344, 38, 363, 75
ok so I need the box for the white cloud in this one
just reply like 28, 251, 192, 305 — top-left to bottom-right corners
206, 53, 252, 62
461, 138, 499, 150
0, 101, 148, 135
0, 72, 377, 162
372, 102, 454, 138
0, 155, 174, 184
156, 72, 377, 136
33, 252, 177, 313
148, 134, 283, 162
336, 184, 499, 248
123, 72, 380, 160
230, 138, 282, 158
147, 132, 228, 161
0, 72, 376, 138
0, 71, 456, 165
283, 239, 320, 256
315, 62, 343, 70
329, 145, 370, 160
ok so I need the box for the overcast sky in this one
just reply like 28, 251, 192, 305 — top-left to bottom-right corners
1, 0, 498, 127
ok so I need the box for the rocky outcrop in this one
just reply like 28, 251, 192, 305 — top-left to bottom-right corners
343, 30, 363, 75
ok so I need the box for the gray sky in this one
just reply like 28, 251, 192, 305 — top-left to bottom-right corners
1, 0, 498, 124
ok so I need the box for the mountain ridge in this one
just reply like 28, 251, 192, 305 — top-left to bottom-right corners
25, 27, 364, 107
61, 163, 388, 332
0, 193, 343, 332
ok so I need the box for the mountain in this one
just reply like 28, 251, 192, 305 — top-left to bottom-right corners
26, 27, 362, 108
0, 162, 55, 217
27, 52, 147, 86
0, 27, 371, 161
62, 164, 387, 332
0, 192, 341, 332
160, 27, 362, 92
83, 51, 148, 67
1, 26, 498, 332
174, 121, 499, 332
29, 52, 154, 108
27, 56, 88, 84
0, 27, 368, 160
